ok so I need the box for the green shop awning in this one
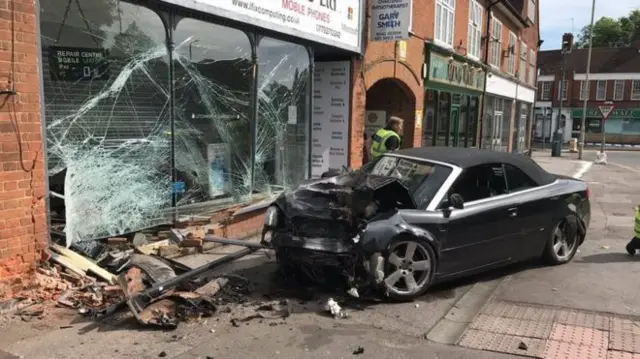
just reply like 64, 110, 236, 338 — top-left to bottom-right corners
571, 108, 640, 119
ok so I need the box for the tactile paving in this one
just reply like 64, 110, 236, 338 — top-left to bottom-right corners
607, 350, 640, 359
543, 340, 607, 359
611, 318, 640, 335
470, 314, 553, 338
458, 329, 495, 350
484, 332, 546, 357
482, 301, 558, 322
549, 323, 609, 348
556, 310, 611, 331
609, 330, 640, 353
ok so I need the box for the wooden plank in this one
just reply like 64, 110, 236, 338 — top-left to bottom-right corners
46, 249, 87, 278
49, 244, 116, 284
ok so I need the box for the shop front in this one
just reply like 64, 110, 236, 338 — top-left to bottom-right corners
422, 45, 485, 148
483, 74, 535, 152
572, 108, 640, 146
39, 0, 363, 246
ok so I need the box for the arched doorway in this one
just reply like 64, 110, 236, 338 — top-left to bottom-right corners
365, 78, 416, 151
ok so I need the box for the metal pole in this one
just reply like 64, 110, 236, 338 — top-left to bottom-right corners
600, 117, 606, 153
578, 0, 596, 160
557, 55, 566, 132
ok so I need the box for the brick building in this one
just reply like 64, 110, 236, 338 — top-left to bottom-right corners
534, 37, 640, 145
349, 0, 540, 169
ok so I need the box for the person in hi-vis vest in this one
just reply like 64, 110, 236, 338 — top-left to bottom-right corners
626, 205, 640, 255
370, 116, 404, 160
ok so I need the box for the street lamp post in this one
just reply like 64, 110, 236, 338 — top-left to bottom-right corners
578, 0, 597, 160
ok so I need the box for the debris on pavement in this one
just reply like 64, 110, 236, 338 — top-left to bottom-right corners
353, 346, 365, 355
325, 298, 348, 318
518, 341, 528, 350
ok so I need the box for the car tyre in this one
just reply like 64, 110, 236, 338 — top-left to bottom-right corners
542, 217, 580, 265
381, 236, 436, 301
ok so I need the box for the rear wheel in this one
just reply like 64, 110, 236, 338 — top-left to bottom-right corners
382, 237, 436, 301
543, 219, 579, 264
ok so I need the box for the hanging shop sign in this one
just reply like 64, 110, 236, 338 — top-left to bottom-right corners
48, 46, 110, 82
370, 0, 411, 42
427, 52, 484, 92
164, 0, 362, 53
311, 61, 351, 177
571, 108, 640, 119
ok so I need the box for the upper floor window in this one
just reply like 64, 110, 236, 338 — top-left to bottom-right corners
435, 0, 455, 46
558, 80, 567, 100
518, 42, 527, 82
596, 80, 607, 100
489, 17, 503, 67
579, 81, 588, 100
507, 32, 517, 74
528, 49, 536, 85
540, 81, 551, 100
632, 81, 640, 100
613, 80, 624, 100
467, 0, 482, 59
527, 0, 536, 23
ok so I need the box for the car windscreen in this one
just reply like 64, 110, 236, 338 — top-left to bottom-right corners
363, 156, 452, 209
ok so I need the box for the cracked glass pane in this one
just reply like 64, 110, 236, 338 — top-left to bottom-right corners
255, 38, 310, 193
172, 19, 253, 209
41, 0, 171, 245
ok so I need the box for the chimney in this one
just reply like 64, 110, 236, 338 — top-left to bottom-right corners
561, 33, 573, 53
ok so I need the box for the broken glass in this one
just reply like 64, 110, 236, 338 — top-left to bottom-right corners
255, 38, 310, 194
40, 0, 311, 246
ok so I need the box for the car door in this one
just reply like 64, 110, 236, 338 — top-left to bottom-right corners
437, 164, 521, 275
502, 164, 552, 260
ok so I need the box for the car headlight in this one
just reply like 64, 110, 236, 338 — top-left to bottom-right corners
264, 205, 279, 228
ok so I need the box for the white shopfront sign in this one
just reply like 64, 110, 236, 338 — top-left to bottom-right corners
486, 73, 535, 103
164, 0, 363, 52
311, 61, 351, 177
370, 0, 411, 41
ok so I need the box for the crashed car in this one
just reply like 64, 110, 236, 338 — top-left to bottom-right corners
261, 147, 590, 301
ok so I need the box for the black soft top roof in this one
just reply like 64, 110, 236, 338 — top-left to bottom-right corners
390, 147, 556, 186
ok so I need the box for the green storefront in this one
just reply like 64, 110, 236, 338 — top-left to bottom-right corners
422, 44, 486, 148
571, 108, 640, 144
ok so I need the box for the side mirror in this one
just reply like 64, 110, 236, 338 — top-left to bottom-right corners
449, 193, 464, 209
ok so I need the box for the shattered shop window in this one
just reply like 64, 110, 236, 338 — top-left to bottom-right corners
255, 38, 310, 194
40, 0, 171, 245
172, 19, 253, 206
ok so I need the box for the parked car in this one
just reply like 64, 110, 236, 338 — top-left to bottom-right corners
261, 147, 591, 301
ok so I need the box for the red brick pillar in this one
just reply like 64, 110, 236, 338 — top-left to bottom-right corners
349, 57, 365, 169
0, 0, 48, 287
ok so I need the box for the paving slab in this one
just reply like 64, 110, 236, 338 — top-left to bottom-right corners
470, 314, 553, 338
609, 331, 640, 353
543, 340, 607, 359
549, 323, 609, 348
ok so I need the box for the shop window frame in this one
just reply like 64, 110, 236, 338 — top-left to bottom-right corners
38, 0, 315, 226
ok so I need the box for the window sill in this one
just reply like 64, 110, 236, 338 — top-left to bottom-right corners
433, 39, 454, 50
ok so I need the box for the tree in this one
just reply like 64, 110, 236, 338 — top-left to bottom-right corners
575, 9, 640, 48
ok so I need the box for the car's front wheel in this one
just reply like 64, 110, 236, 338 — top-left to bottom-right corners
382, 236, 436, 301
542, 218, 579, 264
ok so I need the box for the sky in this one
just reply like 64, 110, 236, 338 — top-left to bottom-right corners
540, 0, 638, 50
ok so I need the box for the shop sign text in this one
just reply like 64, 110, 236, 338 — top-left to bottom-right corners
428, 52, 484, 91
571, 108, 640, 119
370, 0, 411, 42
177, 0, 361, 52
48, 46, 110, 82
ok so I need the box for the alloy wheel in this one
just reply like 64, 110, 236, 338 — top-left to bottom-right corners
552, 222, 576, 260
384, 240, 432, 295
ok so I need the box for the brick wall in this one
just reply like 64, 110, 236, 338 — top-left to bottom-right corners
0, 0, 48, 288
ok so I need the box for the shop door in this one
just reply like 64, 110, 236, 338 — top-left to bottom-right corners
450, 106, 461, 147
492, 112, 503, 151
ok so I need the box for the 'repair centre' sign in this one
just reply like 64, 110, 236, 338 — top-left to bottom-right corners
161, 0, 363, 53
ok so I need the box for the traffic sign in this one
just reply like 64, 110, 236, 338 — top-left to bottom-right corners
598, 102, 616, 120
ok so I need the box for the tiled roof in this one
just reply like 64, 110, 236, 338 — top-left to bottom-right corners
538, 45, 640, 74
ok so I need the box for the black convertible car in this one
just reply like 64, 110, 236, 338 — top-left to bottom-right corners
261, 147, 590, 300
